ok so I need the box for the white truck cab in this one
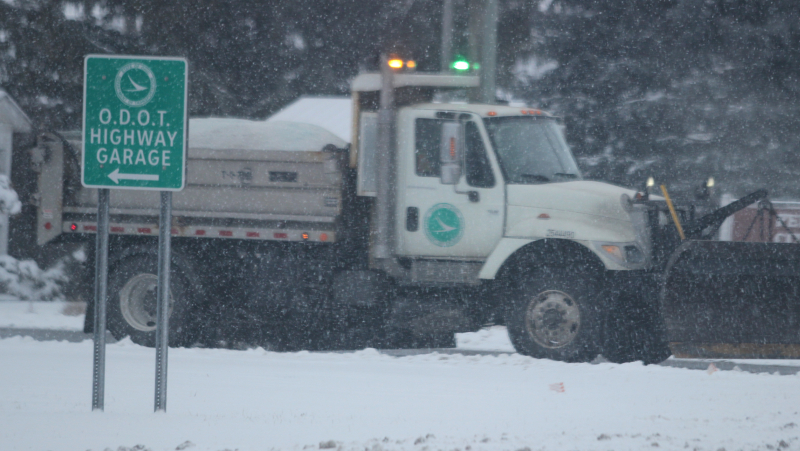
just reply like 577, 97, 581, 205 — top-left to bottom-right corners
348, 71, 665, 362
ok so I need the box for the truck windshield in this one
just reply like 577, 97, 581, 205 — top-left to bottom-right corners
483, 117, 581, 184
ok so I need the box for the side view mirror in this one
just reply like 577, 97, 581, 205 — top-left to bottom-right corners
439, 122, 464, 185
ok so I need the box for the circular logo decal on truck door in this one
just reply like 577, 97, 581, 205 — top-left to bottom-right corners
424, 203, 464, 247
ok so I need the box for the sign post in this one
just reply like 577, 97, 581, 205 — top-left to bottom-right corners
83, 55, 187, 413
91, 188, 109, 411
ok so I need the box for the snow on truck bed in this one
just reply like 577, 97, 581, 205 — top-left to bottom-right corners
189, 118, 348, 152
2, 335, 799, 451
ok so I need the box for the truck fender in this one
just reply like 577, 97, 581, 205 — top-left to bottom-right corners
479, 237, 611, 280
478, 238, 534, 279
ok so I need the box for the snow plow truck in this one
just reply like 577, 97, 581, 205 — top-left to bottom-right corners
25, 65, 800, 362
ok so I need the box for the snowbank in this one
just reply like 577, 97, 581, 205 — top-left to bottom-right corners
1, 337, 798, 451
0, 174, 21, 215
455, 325, 515, 352
0, 299, 83, 330
0, 256, 66, 301
0, 177, 66, 301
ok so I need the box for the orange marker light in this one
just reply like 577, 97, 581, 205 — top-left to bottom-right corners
406, 60, 416, 69
487, 111, 497, 116
301, 232, 310, 240
388, 59, 403, 69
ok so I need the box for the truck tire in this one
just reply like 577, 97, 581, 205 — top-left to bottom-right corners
106, 255, 196, 347
505, 266, 601, 362
603, 303, 671, 364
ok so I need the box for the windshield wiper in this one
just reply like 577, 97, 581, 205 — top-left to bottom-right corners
553, 173, 578, 179
520, 173, 550, 182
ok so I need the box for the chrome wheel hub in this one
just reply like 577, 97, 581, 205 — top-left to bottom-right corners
525, 290, 581, 349
119, 273, 172, 332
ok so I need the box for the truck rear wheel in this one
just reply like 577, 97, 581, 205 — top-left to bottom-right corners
107, 255, 196, 347
505, 267, 601, 362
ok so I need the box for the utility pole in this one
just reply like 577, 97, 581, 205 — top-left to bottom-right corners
441, 0, 455, 71
467, 0, 498, 103
479, 0, 498, 103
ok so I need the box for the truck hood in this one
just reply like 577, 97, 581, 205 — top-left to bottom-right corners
506, 181, 636, 221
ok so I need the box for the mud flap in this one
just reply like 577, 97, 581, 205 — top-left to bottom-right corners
661, 240, 800, 358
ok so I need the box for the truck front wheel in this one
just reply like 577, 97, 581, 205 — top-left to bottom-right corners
505, 267, 601, 362
107, 255, 196, 347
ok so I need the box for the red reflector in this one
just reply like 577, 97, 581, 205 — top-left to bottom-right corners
274, 232, 288, 239
195, 230, 206, 236
111, 226, 124, 233
320, 233, 328, 242
487, 111, 497, 116
171, 228, 178, 235
137, 228, 151, 234
537, 213, 551, 219
246, 231, 260, 238
44, 222, 52, 230
84, 225, 97, 231
70, 223, 77, 231
521, 110, 529, 115
219, 230, 233, 237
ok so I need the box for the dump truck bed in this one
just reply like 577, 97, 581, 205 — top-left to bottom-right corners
34, 119, 348, 245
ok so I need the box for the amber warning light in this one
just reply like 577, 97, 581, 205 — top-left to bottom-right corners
387, 59, 416, 70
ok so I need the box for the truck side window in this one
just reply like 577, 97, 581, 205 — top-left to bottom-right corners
415, 119, 443, 177
465, 122, 495, 188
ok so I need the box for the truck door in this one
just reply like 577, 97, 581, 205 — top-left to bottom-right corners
396, 109, 505, 258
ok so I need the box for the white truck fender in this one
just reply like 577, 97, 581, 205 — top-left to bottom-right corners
478, 238, 534, 279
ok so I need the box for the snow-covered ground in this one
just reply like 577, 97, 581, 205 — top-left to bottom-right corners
456, 325, 514, 352
1, 300, 800, 450
2, 335, 800, 451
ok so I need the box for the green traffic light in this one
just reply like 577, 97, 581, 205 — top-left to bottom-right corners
452, 60, 470, 71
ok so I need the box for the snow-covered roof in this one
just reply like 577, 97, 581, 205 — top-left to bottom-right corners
265, 96, 351, 142
0, 89, 33, 133
189, 118, 347, 152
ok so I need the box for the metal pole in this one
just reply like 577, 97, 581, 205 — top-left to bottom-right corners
467, 0, 483, 102
441, 0, 455, 71
373, 54, 396, 261
479, 0, 499, 104
154, 191, 171, 412
92, 188, 110, 411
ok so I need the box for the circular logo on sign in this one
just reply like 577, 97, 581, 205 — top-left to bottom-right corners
424, 203, 464, 247
114, 62, 157, 107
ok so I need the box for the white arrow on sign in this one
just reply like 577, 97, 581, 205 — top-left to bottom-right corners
108, 168, 159, 184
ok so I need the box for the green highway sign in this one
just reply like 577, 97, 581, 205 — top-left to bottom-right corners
82, 55, 187, 190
